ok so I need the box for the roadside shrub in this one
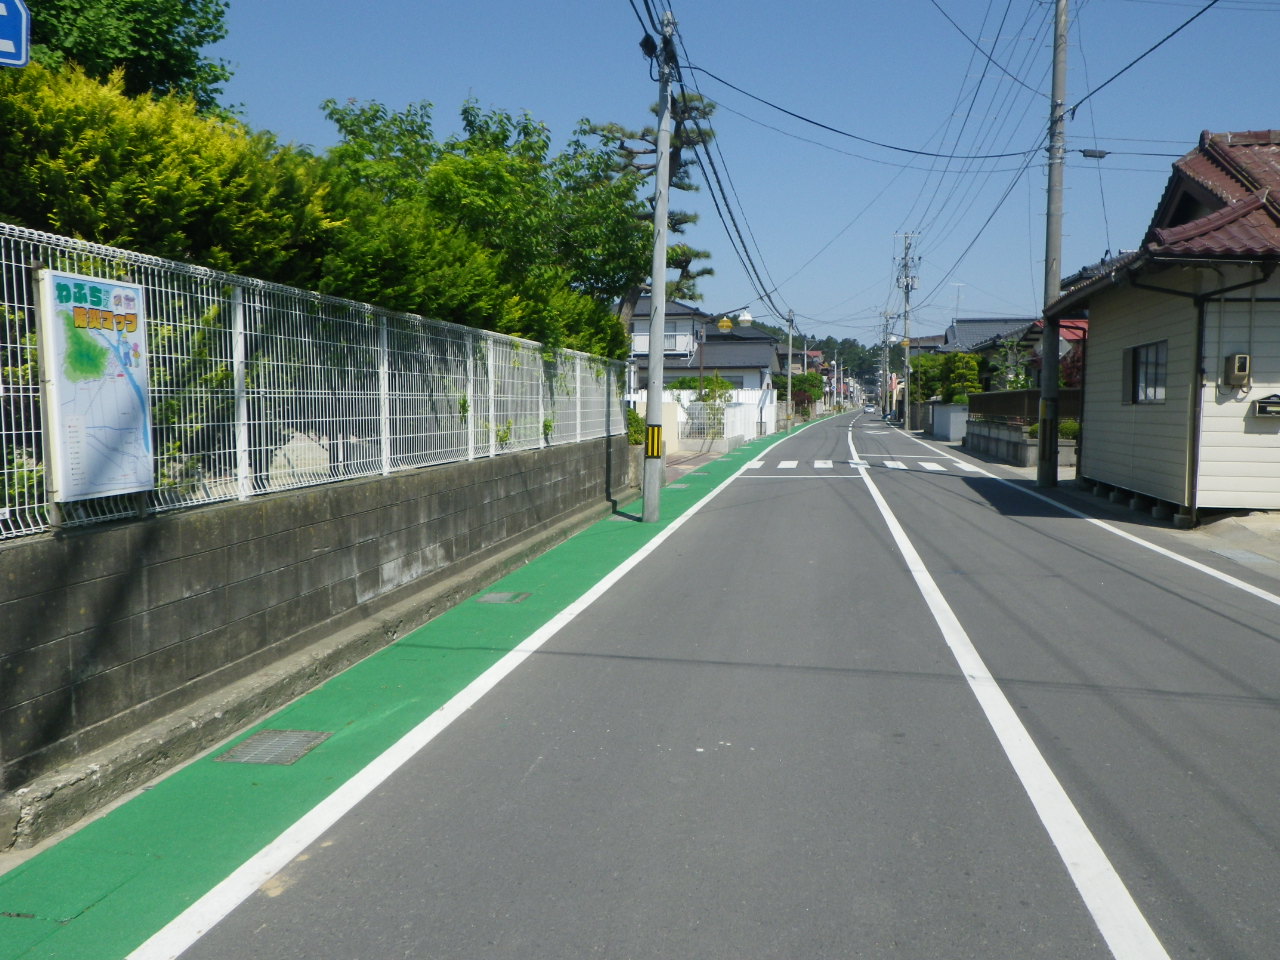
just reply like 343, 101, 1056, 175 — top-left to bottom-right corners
626, 407, 645, 444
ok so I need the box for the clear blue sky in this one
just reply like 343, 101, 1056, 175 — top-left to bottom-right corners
212, 0, 1279, 344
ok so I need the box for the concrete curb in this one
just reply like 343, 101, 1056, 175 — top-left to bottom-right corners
1, 499, 620, 852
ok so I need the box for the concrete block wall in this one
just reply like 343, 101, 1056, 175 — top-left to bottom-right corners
0, 437, 634, 796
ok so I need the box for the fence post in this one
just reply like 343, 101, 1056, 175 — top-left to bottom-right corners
378, 313, 391, 476
575, 355, 583, 443
487, 336, 497, 457
539, 357, 547, 449
466, 337, 475, 462
232, 285, 251, 500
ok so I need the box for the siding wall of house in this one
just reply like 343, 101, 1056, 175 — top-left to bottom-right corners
1080, 279, 1198, 505
1196, 278, 1280, 509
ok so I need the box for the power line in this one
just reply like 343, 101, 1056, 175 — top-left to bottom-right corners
927, 0, 1047, 96
683, 64, 1039, 161
1068, 0, 1224, 116
626, 0, 654, 35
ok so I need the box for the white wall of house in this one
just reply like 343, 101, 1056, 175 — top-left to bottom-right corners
1080, 277, 1199, 505
629, 388, 778, 448
1196, 275, 1280, 509
630, 318, 697, 358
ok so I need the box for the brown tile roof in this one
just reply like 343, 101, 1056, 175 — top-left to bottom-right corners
1145, 130, 1280, 259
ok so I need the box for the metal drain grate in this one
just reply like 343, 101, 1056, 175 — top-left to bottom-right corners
216, 729, 331, 765
476, 591, 531, 604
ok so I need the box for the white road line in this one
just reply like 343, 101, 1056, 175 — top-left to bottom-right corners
814, 459, 833, 469
747, 460, 764, 469
845, 426, 1171, 960
883, 460, 907, 470
920, 461, 946, 471
127, 447, 777, 960
849, 459, 869, 468
779, 460, 798, 469
892, 427, 1280, 612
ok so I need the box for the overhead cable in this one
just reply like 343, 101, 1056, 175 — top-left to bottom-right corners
1068, 0, 1223, 116
684, 64, 1039, 161
926, 0, 1047, 96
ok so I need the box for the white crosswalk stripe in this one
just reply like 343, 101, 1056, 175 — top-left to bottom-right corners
744, 458, 984, 474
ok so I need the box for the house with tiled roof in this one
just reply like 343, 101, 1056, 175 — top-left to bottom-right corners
937, 317, 1036, 353
1045, 130, 1280, 522
628, 295, 780, 389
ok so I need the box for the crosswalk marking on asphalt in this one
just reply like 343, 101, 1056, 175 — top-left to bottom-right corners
738, 457, 985, 475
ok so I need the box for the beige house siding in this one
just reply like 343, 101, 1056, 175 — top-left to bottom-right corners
1080, 280, 1197, 505
1195, 282, 1280, 509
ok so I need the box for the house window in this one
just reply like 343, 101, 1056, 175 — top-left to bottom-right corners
1122, 340, 1167, 404
664, 321, 678, 352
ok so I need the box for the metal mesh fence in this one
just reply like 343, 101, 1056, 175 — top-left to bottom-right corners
0, 222, 625, 541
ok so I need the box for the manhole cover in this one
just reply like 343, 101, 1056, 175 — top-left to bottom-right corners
476, 591, 531, 604
216, 729, 331, 765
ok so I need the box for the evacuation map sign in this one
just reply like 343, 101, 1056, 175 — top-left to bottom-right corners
37, 269, 154, 501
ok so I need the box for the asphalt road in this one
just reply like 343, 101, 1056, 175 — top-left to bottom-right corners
166, 413, 1280, 959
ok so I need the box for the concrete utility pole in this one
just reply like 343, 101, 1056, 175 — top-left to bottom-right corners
896, 234, 918, 430
642, 11, 676, 522
880, 313, 892, 418
1037, 0, 1068, 488
786, 310, 795, 432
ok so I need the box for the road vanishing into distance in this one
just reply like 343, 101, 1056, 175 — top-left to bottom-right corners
4, 413, 1279, 959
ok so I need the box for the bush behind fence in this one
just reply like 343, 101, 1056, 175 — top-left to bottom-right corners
0, 222, 625, 541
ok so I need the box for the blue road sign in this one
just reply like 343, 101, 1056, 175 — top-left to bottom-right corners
0, 0, 30, 69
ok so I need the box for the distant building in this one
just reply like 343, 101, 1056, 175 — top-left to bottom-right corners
628, 295, 780, 390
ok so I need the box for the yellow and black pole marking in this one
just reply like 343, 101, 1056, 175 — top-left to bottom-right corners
645, 424, 662, 458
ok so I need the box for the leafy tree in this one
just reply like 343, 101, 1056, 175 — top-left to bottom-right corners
778, 371, 823, 407
319, 98, 648, 356
30, 0, 232, 111
0, 63, 331, 286
941, 352, 982, 403
910, 353, 944, 400
591, 92, 717, 308
666, 373, 735, 403
988, 336, 1033, 389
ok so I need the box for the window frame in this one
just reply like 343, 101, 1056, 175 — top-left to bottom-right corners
1122, 339, 1167, 405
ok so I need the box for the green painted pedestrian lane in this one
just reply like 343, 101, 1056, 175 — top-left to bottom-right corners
0, 428, 806, 960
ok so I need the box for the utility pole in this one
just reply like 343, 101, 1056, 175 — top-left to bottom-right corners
896, 234, 918, 430
786, 310, 795, 432
642, 11, 676, 522
1037, 0, 1068, 488
880, 313, 892, 419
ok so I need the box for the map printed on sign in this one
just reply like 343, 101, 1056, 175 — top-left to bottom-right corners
37, 269, 154, 501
